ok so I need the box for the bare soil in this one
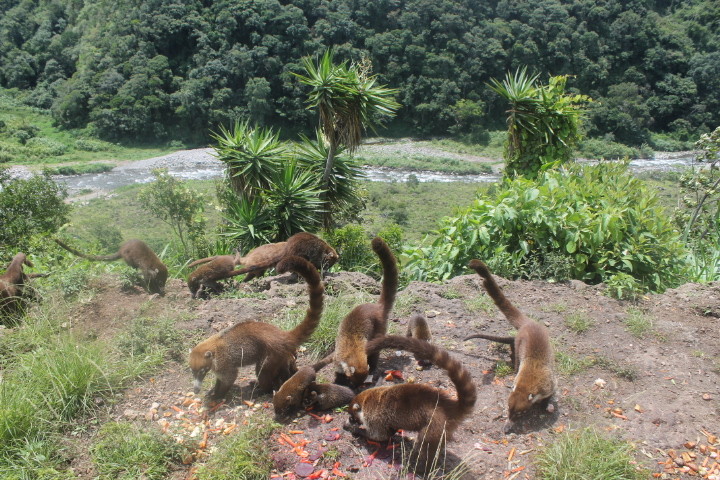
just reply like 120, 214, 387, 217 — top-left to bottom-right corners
63, 270, 719, 479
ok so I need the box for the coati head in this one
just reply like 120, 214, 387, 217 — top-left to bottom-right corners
147, 268, 167, 296
323, 248, 339, 270
272, 366, 316, 421
189, 348, 213, 394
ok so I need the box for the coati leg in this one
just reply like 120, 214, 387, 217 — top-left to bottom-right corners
210, 367, 239, 399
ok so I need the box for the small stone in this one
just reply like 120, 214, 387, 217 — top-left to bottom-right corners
594, 378, 607, 388
702, 393, 712, 401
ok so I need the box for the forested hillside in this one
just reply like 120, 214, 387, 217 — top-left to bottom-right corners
1, 0, 718, 145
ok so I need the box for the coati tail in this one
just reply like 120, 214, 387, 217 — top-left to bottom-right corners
366, 335, 477, 418
371, 237, 398, 319
276, 255, 324, 347
468, 259, 526, 329
188, 256, 217, 268
54, 239, 122, 261
463, 333, 515, 344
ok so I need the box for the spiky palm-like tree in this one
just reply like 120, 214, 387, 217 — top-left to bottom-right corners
295, 50, 399, 225
211, 119, 287, 200
489, 67, 591, 179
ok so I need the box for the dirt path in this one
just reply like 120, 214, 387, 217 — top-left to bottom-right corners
64, 270, 720, 479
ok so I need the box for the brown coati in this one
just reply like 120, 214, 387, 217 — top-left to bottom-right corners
333, 237, 398, 387
303, 382, 355, 411
0, 253, 42, 315
189, 255, 324, 398
345, 335, 477, 473
465, 259, 556, 430
54, 239, 168, 295
187, 252, 245, 298
234, 233, 339, 281
406, 314, 433, 367
272, 355, 334, 420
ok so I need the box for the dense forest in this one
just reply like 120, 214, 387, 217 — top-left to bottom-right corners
0, 0, 718, 145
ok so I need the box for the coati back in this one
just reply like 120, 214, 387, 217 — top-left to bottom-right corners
466, 259, 556, 429
54, 239, 168, 295
189, 255, 323, 398
333, 237, 398, 387
187, 253, 244, 298
0, 253, 36, 315
406, 314, 432, 366
234, 232, 338, 281
303, 382, 355, 411
345, 335, 477, 473
272, 355, 334, 420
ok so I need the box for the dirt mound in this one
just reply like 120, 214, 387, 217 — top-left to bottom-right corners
65, 271, 720, 479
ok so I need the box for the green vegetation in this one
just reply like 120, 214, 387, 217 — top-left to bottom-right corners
535, 427, 647, 480
624, 307, 654, 338
489, 68, 591, 178
355, 152, 495, 175
194, 415, 276, 480
494, 360, 513, 377
90, 422, 184, 480
555, 351, 594, 376
564, 312, 594, 333
43, 163, 115, 175
405, 161, 689, 293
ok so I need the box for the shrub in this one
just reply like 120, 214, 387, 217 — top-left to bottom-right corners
74, 138, 113, 152
25, 137, 68, 156
578, 138, 643, 159
324, 223, 403, 276
405, 161, 688, 292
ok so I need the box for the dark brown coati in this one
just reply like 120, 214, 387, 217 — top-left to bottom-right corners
272, 353, 337, 420
345, 335, 477, 473
406, 314, 433, 367
333, 237, 398, 387
0, 253, 42, 315
187, 252, 245, 298
465, 259, 556, 430
234, 232, 339, 281
54, 239, 168, 295
189, 255, 323, 398
303, 382, 355, 411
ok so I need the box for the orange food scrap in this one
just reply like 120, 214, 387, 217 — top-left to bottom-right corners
222, 424, 237, 435
323, 414, 333, 423
171, 405, 184, 413
332, 461, 346, 477
289, 430, 304, 434
508, 447, 516, 461
553, 425, 566, 434
634, 404, 643, 413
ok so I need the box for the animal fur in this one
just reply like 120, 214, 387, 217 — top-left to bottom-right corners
333, 237, 398, 387
54, 239, 168, 295
303, 382, 355, 411
465, 259, 556, 430
189, 255, 323, 398
187, 252, 245, 298
0, 253, 41, 315
406, 314, 432, 366
345, 335, 477, 472
234, 233, 338, 281
273, 355, 334, 420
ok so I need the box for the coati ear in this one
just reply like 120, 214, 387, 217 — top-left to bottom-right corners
349, 366, 356, 375
204, 351, 213, 358
309, 391, 318, 399
528, 393, 535, 402
286, 395, 292, 402
352, 403, 360, 411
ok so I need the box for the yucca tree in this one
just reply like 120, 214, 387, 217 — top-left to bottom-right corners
211, 120, 287, 200
489, 67, 591, 179
295, 130, 365, 227
220, 193, 276, 252
295, 50, 399, 224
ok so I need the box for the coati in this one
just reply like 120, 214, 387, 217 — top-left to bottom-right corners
303, 382, 355, 411
333, 237, 398, 387
234, 233, 339, 281
189, 255, 323, 398
187, 252, 245, 298
272, 355, 334, 420
0, 253, 43, 315
54, 239, 168, 295
406, 314, 433, 367
345, 335, 477, 472
465, 259, 556, 430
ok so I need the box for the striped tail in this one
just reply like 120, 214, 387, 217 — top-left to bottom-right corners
277, 256, 324, 347
372, 237, 398, 320
54, 239, 122, 261
468, 259, 527, 329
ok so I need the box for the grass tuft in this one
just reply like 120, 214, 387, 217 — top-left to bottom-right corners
535, 427, 647, 479
624, 307, 653, 337
564, 312, 594, 333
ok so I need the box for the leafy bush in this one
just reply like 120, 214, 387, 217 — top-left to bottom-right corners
44, 163, 114, 175
74, 138, 113, 152
25, 137, 68, 156
405, 162, 688, 292
0, 169, 71, 256
324, 223, 403, 276
578, 138, 644, 159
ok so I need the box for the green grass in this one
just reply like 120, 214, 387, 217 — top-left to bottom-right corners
355, 152, 495, 175
555, 351, 595, 376
90, 422, 185, 480
494, 360, 513, 377
535, 427, 647, 480
564, 312, 595, 333
194, 414, 276, 480
464, 293, 495, 314
594, 356, 638, 381
624, 307, 653, 337
43, 163, 116, 175
439, 286, 462, 299
429, 132, 507, 158
542, 301, 568, 313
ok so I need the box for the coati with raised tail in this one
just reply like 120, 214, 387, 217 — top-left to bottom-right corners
54, 239, 168, 295
0, 253, 44, 314
333, 237, 398, 387
345, 335, 477, 472
234, 233, 338, 281
465, 259, 556, 430
189, 255, 323, 398
272, 355, 334, 420
406, 314, 433, 367
187, 252, 245, 299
